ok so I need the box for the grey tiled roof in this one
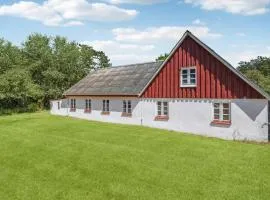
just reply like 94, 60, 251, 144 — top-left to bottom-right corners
64, 61, 163, 96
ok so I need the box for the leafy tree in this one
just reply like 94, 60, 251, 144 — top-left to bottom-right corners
0, 34, 111, 113
237, 56, 270, 95
156, 53, 169, 61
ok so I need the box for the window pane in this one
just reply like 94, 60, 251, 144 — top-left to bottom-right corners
214, 103, 220, 108
128, 101, 131, 113
214, 114, 220, 120
223, 115, 230, 121
223, 109, 229, 114
214, 109, 219, 114
182, 79, 188, 84
190, 74, 196, 78
182, 69, 188, 74
123, 100, 127, 112
157, 102, 162, 115
182, 74, 188, 79
223, 103, 229, 109
190, 69, 196, 73
190, 79, 196, 84
107, 100, 109, 112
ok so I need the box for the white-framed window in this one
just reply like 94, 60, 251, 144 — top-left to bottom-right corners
102, 100, 110, 112
123, 100, 132, 114
70, 99, 76, 111
85, 99, 91, 111
180, 67, 196, 87
213, 102, 231, 121
157, 101, 169, 116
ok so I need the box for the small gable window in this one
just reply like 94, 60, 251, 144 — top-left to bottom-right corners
180, 67, 196, 87
70, 99, 76, 112
102, 100, 110, 115
155, 101, 169, 121
85, 99, 91, 113
212, 102, 231, 126
122, 100, 132, 117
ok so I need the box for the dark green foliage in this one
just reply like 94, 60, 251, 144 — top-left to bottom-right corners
0, 34, 110, 112
237, 56, 270, 95
156, 53, 169, 61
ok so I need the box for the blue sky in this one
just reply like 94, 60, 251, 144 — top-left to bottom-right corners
0, 0, 270, 66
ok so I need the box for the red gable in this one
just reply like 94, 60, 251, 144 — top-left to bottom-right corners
141, 31, 268, 99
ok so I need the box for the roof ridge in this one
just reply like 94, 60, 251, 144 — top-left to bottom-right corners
92, 61, 163, 73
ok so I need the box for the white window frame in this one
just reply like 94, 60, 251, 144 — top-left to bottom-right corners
70, 99, 76, 110
213, 101, 231, 121
102, 100, 110, 112
157, 101, 169, 117
85, 99, 91, 110
123, 100, 132, 114
180, 66, 197, 87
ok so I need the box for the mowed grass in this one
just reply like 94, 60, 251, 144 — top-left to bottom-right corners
0, 112, 269, 200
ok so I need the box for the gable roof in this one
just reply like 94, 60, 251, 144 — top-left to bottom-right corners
64, 61, 163, 96
139, 31, 270, 100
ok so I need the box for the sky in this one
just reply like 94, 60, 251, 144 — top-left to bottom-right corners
0, 0, 270, 67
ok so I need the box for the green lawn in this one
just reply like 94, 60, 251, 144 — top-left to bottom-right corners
0, 112, 269, 200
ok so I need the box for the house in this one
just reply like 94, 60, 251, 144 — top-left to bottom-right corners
50, 31, 270, 142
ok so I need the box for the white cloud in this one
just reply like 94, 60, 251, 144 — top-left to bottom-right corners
112, 26, 222, 43
192, 18, 205, 25
0, 0, 138, 26
82, 40, 156, 65
63, 21, 84, 27
184, 0, 270, 15
83, 25, 222, 65
224, 50, 270, 66
104, 0, 167, 4
236, 32, 246, 37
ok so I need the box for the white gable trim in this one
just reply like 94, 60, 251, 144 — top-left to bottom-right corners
139, 31, 270, 100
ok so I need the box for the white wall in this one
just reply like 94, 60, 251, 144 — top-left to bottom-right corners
50, 97, 269, 142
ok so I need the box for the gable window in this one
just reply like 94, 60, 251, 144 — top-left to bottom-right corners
212, 102, 231, 126
70, 99, 76, 112
102, 100, 110, 115
180, 67, 196, 87
155, 101, 169, 121
122, 100, 132, 117
85, 99, 91, 113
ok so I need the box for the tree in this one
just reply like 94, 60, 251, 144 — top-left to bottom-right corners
156, 53, 169, 61
0, 34, 111, 113
237, 56, 270, 95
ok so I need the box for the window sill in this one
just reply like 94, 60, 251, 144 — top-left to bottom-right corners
155, 116, 169, 121
180, 84, 197, 88
70, 109, 76, 112
84, 109, 91, 113
101, 111, 110, 115
121, 113, 132, 117
211, 120, 231, 127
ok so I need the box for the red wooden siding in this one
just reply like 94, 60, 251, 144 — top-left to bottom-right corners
142, 36, 264, 99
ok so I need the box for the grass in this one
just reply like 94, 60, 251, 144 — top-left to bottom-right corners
0, 112, 269, 200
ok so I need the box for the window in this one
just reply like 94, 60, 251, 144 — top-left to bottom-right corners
155, 101, 169, 121
122, 100, 132, 116
85, 99, 91, 113
102, 100, 110, 114
57, 101, 60, 110
180, 67, 196, 87
70, 99, 76, 111
212, 102, 231, 125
